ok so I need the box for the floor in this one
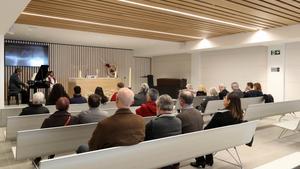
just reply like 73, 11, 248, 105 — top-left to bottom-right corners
0, 114, 299, 169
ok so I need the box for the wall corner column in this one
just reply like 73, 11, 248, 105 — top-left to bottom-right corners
191, 52, 202, 89
0, 35, 4, 108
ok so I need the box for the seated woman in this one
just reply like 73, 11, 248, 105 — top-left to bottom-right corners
33, 97, 78, 167
94, 87, 108, 104
191, 92, 244, 168
110, 82, 124, 101
244, 82, 263, 97
196, 84, 207, 96
199, 87, 220, 113
46, 83, 70, 105
19, 92, 49, 116
132, 83, 149, 106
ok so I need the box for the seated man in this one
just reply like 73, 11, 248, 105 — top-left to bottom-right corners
77, 94, 108, 124
145, 94, 182, 169
136, 88, 159, 117
19, 92, 49, 116
77, 88, 145, 153
177, 90, 203, 134
70, 86, 87, 104
231, 82, 244, 98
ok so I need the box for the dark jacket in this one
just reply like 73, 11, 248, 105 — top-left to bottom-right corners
19, 104, 50, 116
41, 110, 79, 128
200, 96, 220, 113
136, 101, 157, 117
233, 89, 244, 98
145, 114, 182, 140
70, 94, 87, 104
132, 92, 147, 106
100, 95, 109, 104
244, 90, 263, 98
219, 89, 229, 100
88, 108, 145, 151
177, 107, 203, 134
9, 73, 25, 95
196, 91, 207, 96
205, 110, 244, 130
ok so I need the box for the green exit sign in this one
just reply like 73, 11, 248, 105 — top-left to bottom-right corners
271, 50, 280, 55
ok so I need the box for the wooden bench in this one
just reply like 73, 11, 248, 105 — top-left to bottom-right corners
0, 102, 117, 127
6, 106, 139, 141
244, 100, 300, 121
39, 121, 257, 169
13, 114, 155, 160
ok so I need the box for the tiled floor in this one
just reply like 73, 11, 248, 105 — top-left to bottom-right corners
0, 114, 299, 169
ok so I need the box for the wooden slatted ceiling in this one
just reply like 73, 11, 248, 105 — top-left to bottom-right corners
15, 0, 300, 42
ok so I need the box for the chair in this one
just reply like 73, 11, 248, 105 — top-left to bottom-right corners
7, 93, 19, 105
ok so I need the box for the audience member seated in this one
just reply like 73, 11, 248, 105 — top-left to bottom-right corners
145, 94, 182, 169
186, 84, 196, 96
199, 87, 220, 113
94, 86, 108, 104
110, 82, 125, 101
191, 92, 244, 168
33, 97, 78, 167
46, 83, 70, 105
245, 82, 263, 97
136, 88, 159, 117
70, 86, 87, 104
78, 94, 108, 124
76, 88, 145, 153
218, 83, 229, 100
196, 84, 207, 96
132, 83, 149, 106
231, 82, 244, 98
177, 90, 203, 134
244, 82, 253, 93
19, 92, 49, 116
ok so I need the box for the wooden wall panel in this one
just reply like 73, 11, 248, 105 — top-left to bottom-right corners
4, 39, 135, 104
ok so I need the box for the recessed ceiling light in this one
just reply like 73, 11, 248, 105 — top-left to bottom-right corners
21, 12, 202, 40
119, 0, 260, 31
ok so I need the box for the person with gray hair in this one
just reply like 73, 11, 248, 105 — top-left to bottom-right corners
136, 88, 159, 117
218, 83, 229, 100
19, 92, 49, 116
231, 82, 244, 98
145, 94, 182, 169
132, 83, 149, 106
177, 90, 203, 134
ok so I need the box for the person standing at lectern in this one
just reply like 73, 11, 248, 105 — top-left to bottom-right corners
8, 68, 28, 105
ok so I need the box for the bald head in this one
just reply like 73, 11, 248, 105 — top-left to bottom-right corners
116, 88, 134, 108
56, 97, 70, 111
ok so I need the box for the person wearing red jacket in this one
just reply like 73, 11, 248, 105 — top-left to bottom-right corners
136, 88, 159, 117
110, 82, 125, 101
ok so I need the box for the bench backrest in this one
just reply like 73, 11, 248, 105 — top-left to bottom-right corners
244, 100, 300, 121
192, 96, 206, 107
203, 100, 224, 115
40, 121, 257, 169
240, 97, 264, 110
7, 107, 139, 141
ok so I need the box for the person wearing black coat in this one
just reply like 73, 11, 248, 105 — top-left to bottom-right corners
218, 84, 229, 100
19, 92, 49, 116
244, 82, 263, 98
191, 92, 244, 168
33, 97, 78, 167
8, 68, 28, 105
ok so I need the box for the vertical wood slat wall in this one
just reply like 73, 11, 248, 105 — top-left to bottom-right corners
4, 39, 135, 104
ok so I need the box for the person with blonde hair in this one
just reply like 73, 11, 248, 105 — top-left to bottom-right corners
199, 87, 220, 113
19, 92, 49, 116
196, 84, 207, 96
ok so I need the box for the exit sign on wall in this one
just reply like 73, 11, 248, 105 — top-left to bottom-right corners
271, 50, 280, 55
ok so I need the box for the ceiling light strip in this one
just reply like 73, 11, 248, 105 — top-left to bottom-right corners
21, 12, 202, 39
119, 0, 260, 31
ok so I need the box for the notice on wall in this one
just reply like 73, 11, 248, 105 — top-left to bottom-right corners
271, 67, 280, 72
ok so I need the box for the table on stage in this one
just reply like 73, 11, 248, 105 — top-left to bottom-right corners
68, 78, 121, 98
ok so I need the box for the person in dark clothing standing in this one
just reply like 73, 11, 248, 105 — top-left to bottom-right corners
70, 86, 87, 104
145, 94, 182, 169
8, 68, 28, 105
191, 92, 244, 168
33, 97, 78, 167
19, 92, 49, 116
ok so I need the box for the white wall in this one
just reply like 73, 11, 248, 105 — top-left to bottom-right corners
0, 35, 4, 107
151, 53, 191, 85
285, 42, 300, 101
198, 46, 268, 92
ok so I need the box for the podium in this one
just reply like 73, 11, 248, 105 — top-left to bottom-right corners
68, 78, 121, 98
